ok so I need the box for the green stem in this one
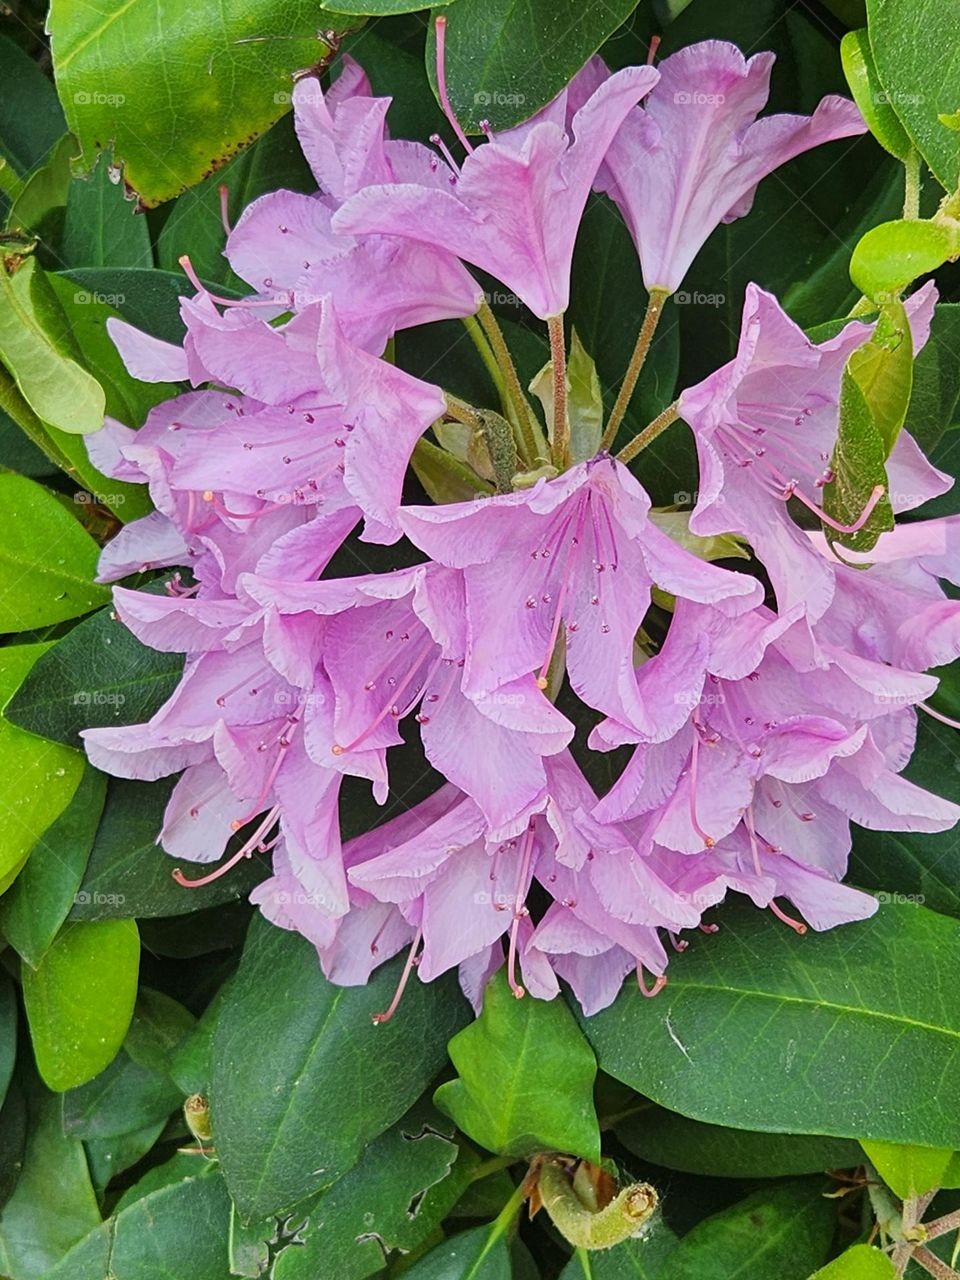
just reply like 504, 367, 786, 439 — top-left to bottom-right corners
0, 158, 23, 203
548, 314, 569, 469
470, 1155, 517, 1183
903, 149, 921, 220
477, 299, 544, 466
601, 288, 670, 451
616, 400, 680, 466
462, 312, 509, 410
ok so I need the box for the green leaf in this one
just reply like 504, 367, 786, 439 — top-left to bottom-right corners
425, 0, 639, 135
70, 777, 265, 920
43, 1167, 232, 1280
0, 1081, 27, 1212
62, 1049, 181, 1140
0, 643, 84, 891
48, 0, 356, 207
580, 901, 960, 1148
273, 1103, 465, 1280
123, 989, 196, 1074
0, 764, 106, 968
58, 265, 242, 343
0, 979, 15, 1108
848, 300, 914, 453
83, 1120, 169, 1191
435, 970, 600, 1162
0, 475, 109, 630
668, 1181, 835, 1280
850, 219, 960, 301
211, 915, 470, 1219
7, 133, 75, 234
861, 1139, 954, 1199
401, 1222, 512, 1280
0, 259, 105, 434
617, 1108, 862, 1179
0, 33, 66, 184
529, 328, 604, 468
6, 605, 183, 746
326, 0, 452, 11
22, 919, 140, 1091
0, 1088, 100, 1279
61, 153, 152, 269
841, 30, 912, 159
823, 363, 894, 552
557, 1224, 680, 1279
811, 1244, 897, 1279
866, 0, 960, 191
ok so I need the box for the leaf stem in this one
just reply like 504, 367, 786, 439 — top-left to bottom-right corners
601, 287, 670, 451
616, 400, 681, 466
462, 312, 508, 410
477, 299, 544, 467
903, 149, 922, 220
548, 314, 569, 469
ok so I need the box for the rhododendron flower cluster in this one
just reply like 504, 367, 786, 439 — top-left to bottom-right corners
83, 28, 960, 1020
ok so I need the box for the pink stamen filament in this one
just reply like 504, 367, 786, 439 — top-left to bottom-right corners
536, 498, 588, 689
372, 927, 423, 1024
506, 825, 536, 999
332, 638, 438, 755
919, 701, 960, 731
637, 965, 667, 998
769, 898, 808, 935
646, 34, 661, 64
669, 932, 689, 953
688, 725, 716, 848
233, 709, 304, 826
429, 132, 462, 176
218, 185, 232, 236
172, 805, 280, 888
787, 481, 885, 534
434, 17, 474, 155
178, 254, 292, 309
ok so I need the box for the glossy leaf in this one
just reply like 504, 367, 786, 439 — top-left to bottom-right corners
580, 902, 960, 1148
211, 916, 470, 1219
904, 303, 960, 454
811, 1245, 897, 1278
0, 1089, 100, 1279
866, 0, 960, 190
0, 259, 105, 435
0, 643, 85, 890
435, 970, 601, 1162
61, 1050, 181, 1140
425, 0, 639, 135
0, 33, 66, 184
850, 219, 959, 301
6, 605, 183, 747
123, 989, 197, 1075
847, 300, 913, 453
0, 475, 109, 630
668, 1181, 835, 1280
841, 29, 912, 159
402, 1221, 512, 1280
22, 919, 140, 1091
273, 1103, 465, 1280
823, 363, 893, 552
860, 1139, 954, 1199
48, 0, 355, 207
0, 765, 106, 968
0, 979, 15, 1108
61, 153, 152, 269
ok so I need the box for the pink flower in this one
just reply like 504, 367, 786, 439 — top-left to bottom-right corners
594, 40, 867, 293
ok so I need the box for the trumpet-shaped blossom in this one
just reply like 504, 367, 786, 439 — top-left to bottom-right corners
593, 40, 867, 293
678, 281, 949, 620
398, 456, 762, 737
333, 64, 660, 319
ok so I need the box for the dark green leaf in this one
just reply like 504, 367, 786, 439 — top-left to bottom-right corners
273, 1103, 466, 1280
668, 1180, 835, 1280
42, 1166, 231, 1280
124, 988, 196, 1074
0, 764, 106, 968
617, 1107, 863, 1179
0, 33, 66, 182
435, 970, 601, 1161
0, 1080, 27, 1211
401, 1221, 512, 1280
62, 1049, 181, 1140
903, 303, 960, 454
0, 979, 15, 1107
823, 363, 894, 552
211, 915, 469, 1219
6, 605, 184, 747
71, 777, 266, 920
58, 266, 242, 344
425, 0, 639, 135
61, 153, 152, 269
557, 1223, 680, 1279
580, 901, 960, 1148
866, 0, 960, 190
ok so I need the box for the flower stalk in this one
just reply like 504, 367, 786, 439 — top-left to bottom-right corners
616, 399, 681, 465
602, 287, 670, 450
